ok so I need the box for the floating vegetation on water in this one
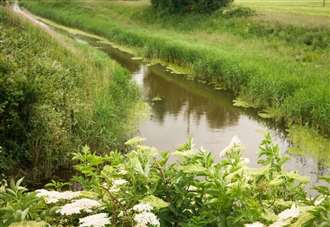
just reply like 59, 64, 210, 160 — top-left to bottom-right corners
287, 125, 330, 166
258, 107, 279, 119
233, 98, 257, 108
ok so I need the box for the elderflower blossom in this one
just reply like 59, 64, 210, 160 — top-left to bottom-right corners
35, 189, 81, 204
219, 136, 241, 158
79, 213, 110, 227
134, 211, 160, 227
133, 203, 153, 213
57, 198, 101, 215
244, 222, 264, 227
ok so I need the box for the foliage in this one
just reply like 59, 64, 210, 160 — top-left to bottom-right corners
151, 0, 232, 13
1, 135, 328, 226
0, 178, 47, 226
20, 0, 330, 138
0, 9, 142, 181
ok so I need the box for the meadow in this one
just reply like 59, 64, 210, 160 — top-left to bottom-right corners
236, 0, 330, 17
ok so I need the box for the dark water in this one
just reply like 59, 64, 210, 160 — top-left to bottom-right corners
70, 33, 328, 186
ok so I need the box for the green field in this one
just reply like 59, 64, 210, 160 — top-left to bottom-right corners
237, 0, 330, 16
236, 0, 330, 26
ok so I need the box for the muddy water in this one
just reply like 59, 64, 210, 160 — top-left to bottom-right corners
87, 40, 326, 184
66, 32, 327, 186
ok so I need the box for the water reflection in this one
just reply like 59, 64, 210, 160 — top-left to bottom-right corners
93, 39, 328, 186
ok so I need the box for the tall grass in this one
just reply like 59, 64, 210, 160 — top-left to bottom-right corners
21, 0, 330, 138
0, 8, 143, 183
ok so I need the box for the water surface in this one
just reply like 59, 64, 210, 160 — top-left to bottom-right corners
71, 34, 328, 186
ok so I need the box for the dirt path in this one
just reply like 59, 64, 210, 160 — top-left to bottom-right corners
12, 2, 52, 33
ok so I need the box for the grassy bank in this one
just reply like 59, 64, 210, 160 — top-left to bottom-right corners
20, 0, 330, 141
0, 7, 144, 183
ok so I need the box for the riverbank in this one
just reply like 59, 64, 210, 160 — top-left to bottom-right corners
0, 7, 144, 184
20, 0, 330, 158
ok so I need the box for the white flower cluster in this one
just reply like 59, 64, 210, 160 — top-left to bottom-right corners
109, 179, 128, 193
133, 203, 153, 213
57, 198, 101, 215
79, 213, 110, 227
35, 189, 81, 204
134, 212, 160, 227
133, 203, 160, 227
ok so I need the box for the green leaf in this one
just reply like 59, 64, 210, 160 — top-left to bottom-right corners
141, 195, 170, 210
285, 171, 309, 184
291, 209, 314, 227
178, 164, 207, 174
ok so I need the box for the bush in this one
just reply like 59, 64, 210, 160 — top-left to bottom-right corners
151, 0, 232, 13
1, 135, 330, 226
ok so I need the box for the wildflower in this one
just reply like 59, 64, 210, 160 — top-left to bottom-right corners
35, 189, 81, 204
133, 203, 153, 213
244, 222, 264, 227
278, 204, 300, 220
219, 136, 241, 158
134, 211, 160, 227
79, 213, 110, 227
57, 198, 101, 215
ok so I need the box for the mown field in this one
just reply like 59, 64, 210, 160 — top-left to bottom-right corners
237, 0, 330, 16
0, 7, 143, 184
236, 0, 330, 26
21, 0, 330, 143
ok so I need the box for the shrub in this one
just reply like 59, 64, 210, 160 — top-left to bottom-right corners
151, 0, 232, 13
1, 135, 329, 226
